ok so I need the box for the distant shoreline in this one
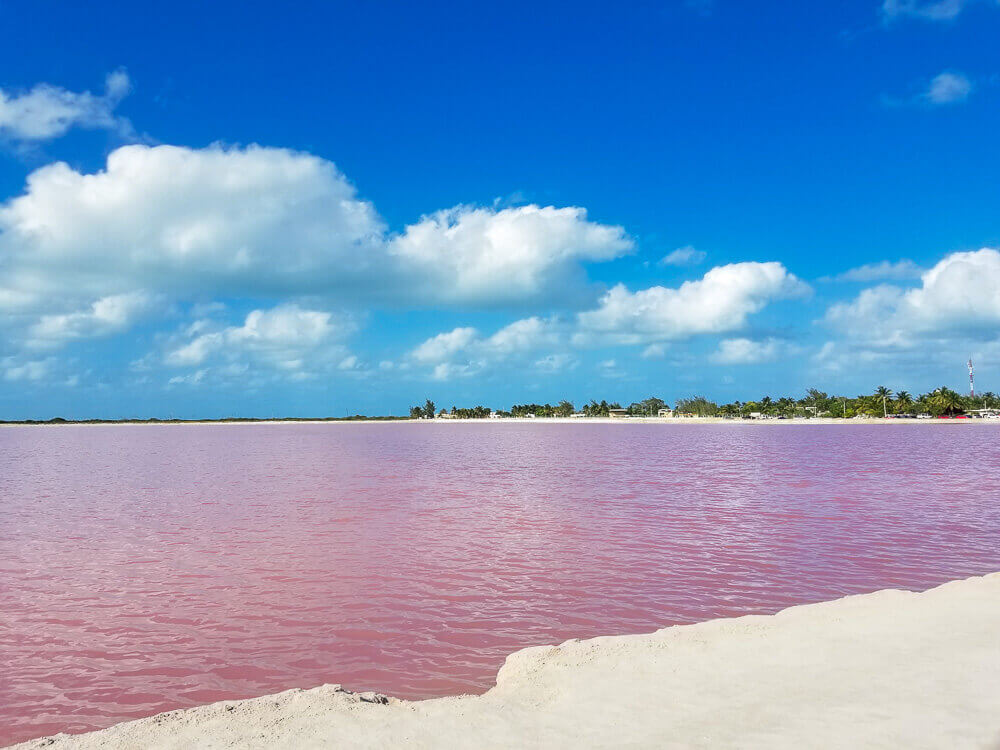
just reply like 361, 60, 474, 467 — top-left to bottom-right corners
3, 416, 999, 427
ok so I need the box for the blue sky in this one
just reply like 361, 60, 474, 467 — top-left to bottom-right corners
1, 0, 999, 418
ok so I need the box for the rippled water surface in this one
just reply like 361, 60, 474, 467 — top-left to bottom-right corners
3, 422, 1000, 745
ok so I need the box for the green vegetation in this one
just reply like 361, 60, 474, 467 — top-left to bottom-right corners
0, 415, 405, 425
681, 386, 998, 419
407, 386, 999, 420
5, 387, 996, 425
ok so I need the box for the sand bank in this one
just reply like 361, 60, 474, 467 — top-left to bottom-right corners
13, 572, 1000, 749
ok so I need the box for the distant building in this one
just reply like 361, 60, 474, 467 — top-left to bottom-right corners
489, 411, 502, 419
608, 408, 629, 418
968, 408, 1000, 418
657, 408, 673, 418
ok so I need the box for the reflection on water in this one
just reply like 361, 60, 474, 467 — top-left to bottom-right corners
2, 423, 999, 744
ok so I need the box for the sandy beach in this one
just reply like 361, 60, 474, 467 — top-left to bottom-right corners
12, 572, 1000, 750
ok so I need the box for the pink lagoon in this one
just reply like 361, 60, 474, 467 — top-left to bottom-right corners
2, 421, 1000, 746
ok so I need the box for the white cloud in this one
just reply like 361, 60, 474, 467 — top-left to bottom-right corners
410, 327, 480, 364
597, 358, 625, 378
824, 248, 1000, 345
408, 316, 562, 379
407, 261, 808, 378
0, 144, 633, 349
390, 204, 633, 305
711, 337, 792, 364
411, 318, 559, 365
0, 144, 384, 312
163, 304, 353, 380
881, 0, 974, 21
823, 259, 924, 282
338, 355, 359, 370
641, 343, 668, 360
480, 316, 560, 355
2, 357, 53, 382
28, 292, 159, 349
576, 262, 808, 345
0, 70, 132, 142
168, 369, 207, 386
431, 362, 477, 381
534, 353, 577, 373
659, 245, 706, 267
923, 72, 973, 104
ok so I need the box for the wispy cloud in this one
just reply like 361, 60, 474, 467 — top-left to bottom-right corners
882, 70, 974, 108
821, 259, 924, 283
710, 337, 797, 364
881, 0, 974, 22
658, 245, 707, 267
922, 71, 973, 104
0, 70, 133, 142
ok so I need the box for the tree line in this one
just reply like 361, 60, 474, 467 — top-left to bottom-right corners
681, 386, 998, 418
410, 387, 997, 419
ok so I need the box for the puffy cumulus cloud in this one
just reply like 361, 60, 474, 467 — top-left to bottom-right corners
480, 316, 560, 356
923, 71, 973, 105
163, 305, 356, 381
27, 292, 160, 349
824, 248, 1000, 346
0, 70, 132, 142
575, 262, 808, 345
822, 259, 924, 283
0, 144, 632, 352
407, 262, 809, 379
410, 327, 480, 365
0, 143, 384, 308
711, 337, 795, 364
408, 316, 563, 379
658, 245, 706, 267
390, 205, 633, 305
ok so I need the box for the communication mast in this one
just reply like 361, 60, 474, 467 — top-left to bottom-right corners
968, 357, 975, 398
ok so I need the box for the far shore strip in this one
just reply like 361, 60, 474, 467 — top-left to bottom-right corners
4, 416, 1000, 426
13, 572, 1000, 749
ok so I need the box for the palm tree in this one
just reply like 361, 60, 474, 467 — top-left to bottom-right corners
874, 386, 893, 418
894, 390, 913, 414
930, 386, 963, 416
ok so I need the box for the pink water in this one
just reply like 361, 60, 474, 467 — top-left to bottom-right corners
2, 423, 999, 745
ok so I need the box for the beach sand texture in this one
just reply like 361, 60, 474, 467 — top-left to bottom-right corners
12, 572, 1000, 749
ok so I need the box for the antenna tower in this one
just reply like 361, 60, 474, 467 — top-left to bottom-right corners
968, 357, 975, 398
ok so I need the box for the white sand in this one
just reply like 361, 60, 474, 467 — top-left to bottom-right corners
13, 572, 1000, 749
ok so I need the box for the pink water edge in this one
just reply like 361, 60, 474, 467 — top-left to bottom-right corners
2, 423, 999, 745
